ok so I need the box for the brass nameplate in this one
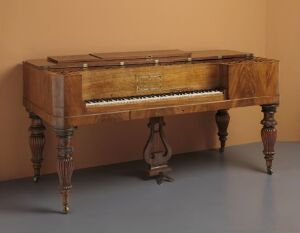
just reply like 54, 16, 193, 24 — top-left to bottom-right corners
136, 73, 162, 92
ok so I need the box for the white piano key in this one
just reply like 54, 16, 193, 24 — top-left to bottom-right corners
85, 89, 223, 107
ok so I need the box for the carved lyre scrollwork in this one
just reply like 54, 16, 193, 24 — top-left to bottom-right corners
143, 117, 173, 184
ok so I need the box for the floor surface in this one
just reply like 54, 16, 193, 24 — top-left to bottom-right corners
0, 142, 299, 233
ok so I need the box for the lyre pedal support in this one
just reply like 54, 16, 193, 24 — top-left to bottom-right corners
143, 117, 174, 184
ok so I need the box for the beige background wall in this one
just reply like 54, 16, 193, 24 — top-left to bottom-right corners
0, 0, 298, 181
267, 0, 300, 141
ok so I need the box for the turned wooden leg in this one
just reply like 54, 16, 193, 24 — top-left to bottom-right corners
215, 109, 230, 153
29, 112, 45, 183
143, 117, 173, 184
55, 128, 75, 214
261, 105, 278, 175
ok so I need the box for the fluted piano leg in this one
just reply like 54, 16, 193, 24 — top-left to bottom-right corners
29, 112, 46, 183
261, 105, 278, 175
55, 128, 75, 214
143, 117, 173, 184
215, 109, 230, 153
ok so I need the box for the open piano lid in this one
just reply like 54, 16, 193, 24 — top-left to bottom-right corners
42, 50, 253, 69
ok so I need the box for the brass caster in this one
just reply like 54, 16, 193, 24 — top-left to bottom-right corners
62, 205, 69, 214
33, 176, 39, 183
267, 168, 273, 175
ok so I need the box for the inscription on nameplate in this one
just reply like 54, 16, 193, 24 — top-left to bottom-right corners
136, 73, 162, 92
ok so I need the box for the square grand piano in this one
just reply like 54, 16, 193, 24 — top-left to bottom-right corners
23, 50, 279, 213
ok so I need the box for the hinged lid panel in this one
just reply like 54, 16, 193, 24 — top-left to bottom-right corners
191, 50, 253, 61
91, 50, 190, 61
27, 50, 254, 69
48, 55, 100, 63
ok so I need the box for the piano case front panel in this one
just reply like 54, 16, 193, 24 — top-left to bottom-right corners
81, 63, 223, 100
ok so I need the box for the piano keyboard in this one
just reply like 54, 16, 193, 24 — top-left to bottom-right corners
85, 89, 224, 107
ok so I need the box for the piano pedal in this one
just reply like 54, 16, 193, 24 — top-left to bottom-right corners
155, 172, 174, 185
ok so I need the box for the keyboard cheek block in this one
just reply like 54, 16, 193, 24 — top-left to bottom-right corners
23, 50, 279, 213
